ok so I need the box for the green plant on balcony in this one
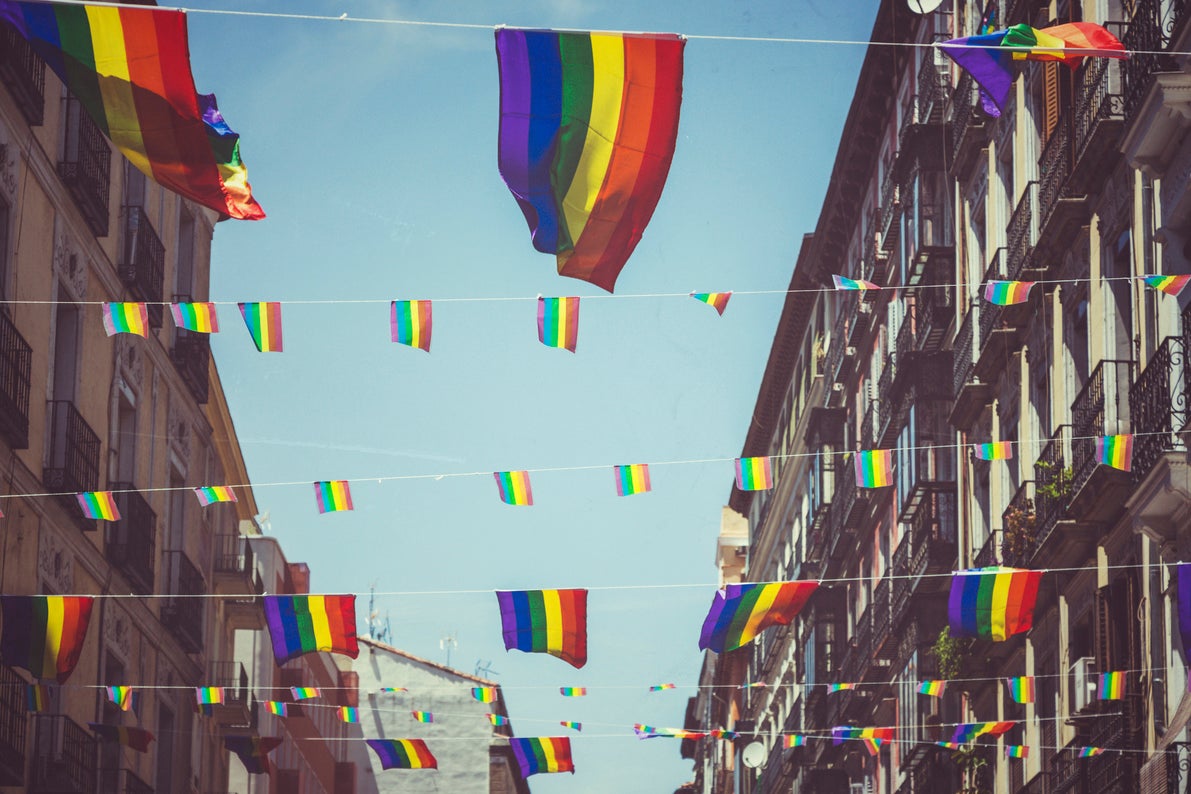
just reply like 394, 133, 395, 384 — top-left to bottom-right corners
1003, 498, 1036, 563
930, 626, 973, 681
954, 746, 992, 794
1034, 461, 1073, 501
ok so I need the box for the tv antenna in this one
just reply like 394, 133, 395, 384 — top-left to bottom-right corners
366, 584, 392, 644
475, 660, 500, 678
440, 632, 458, 668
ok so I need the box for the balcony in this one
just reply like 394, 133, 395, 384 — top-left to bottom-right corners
29, 715, 96, 794
1036, 117, 1086, 260
1069, 48, 1124, 196
1121, 0, 1178, 128
878, 168, 901, 259
0, 23, 45, 125
804, 406, 845, 448
1129, 335, 1190, 484
914, 278, 953, 354
0, 664, 26, 785
871, 575, 895, 665
951, 71, 990, 177
105, 485, 156, 595
44, 400, 100, 532
803, 504, 831, 579
899, 445, 958, 523
59, 96, 111, 238
170, 293, 210, 404
862, 231, 889, 292
1001, 481, 1036, 568
906, 488, 957, 588
206, 661, 252, 728
973, 530, 1000, 568
161, 551, 204, 654
118, 207, 165, 328
891, 534, 911, 628
99, 767, 154, 794
0, 310, 32, 450
902, 168, 954, 284
1017, 772, 1052, 794
1006, 182, 1040, 281
1068, 360, 1133, 523
950, 305, 991, 430
1031, 426, 1095, 568
1083, 698, 1143, 793
829, 454, 868, 560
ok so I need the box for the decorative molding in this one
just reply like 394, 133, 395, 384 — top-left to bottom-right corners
104, 604, 132, 665
52, 228, 88, 299
116, 337, 144, 393
0, 141, 16, 202
167, 398, 191, 469
37, 532, 73, 594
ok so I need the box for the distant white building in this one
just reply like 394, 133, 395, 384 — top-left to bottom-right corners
346, 638, 531, 794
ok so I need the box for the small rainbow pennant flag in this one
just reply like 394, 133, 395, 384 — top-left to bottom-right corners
193, 486, 236, 506
1006, 677, 1035, 704
537, 296, 580, 352
1006, 745, 1029, 759
735, 457, 773, 491
106, 686, 133, 712
26, 684, 51, 713
649, 683, 676, 692
487, 713, 509, 726
265, 701, 288, 717
77, 492, 120, 521
1143, 274, 1191, 296
290, 687, 320, 701
832, 274, 879, 291
974, 441, 1013, 461
391, 300, 432, 352
1079, 747, 1106, 757
690, 292, 731, 315
195, 687, 223, 706
1096, 435, 1133, 472
313, 481, 354, 513
560, 721, 582, 731
826, 683, 856, 693
1098, 671, 1125, 700
379, 687, 408, 693
411, 711, 434, 723
984, 280, 1036, 305
783, 734, 807, 748
102, 303, 149, 337
338, 706, 359, 723
471, 687, 496, 703
740, 682, 767, 689
613, 464, 652, 496
917, 680, 946, 697
238, 302, 283, 352
170, 302, 219, 333
936, 741, 961, 749
855, 449, 893, 488
493, 471, 533, 506
559, 687, 587, 697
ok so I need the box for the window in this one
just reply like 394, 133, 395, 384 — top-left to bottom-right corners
111, 392, 136, 485
175, 209, 195, 300
50, 287, 79, 403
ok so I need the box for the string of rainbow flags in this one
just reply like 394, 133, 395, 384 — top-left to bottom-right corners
95, 274, 1190, 353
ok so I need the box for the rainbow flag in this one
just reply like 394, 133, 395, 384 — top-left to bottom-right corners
495, 29, 684, 292
1097, 435, 1133, 472
613, 463, 652, 496
265, 701, 288, 717
390, 299, 432, 352
950, 721, 1015, 744
263, 595, 359, 665
936, 742, 961, 749
941, 23, 1126, 116
411, 711, 434, 723
691, 292, 731, 315
918, 680, 946, 697
496, 589, 588, 668
170, 302, 219, 333
649, 683, 677, 692
832, 274, 879, 291
290, 687, 320, 701
0, 2, 264, 220
1006, 745, 1029, 759
487, 713, 509, 726
560, 721, 582, 731
0, 595, 95, 683
238, 302, 283, 352
195, 687, 223, 706
366, 738, 438, 770
983, 280, 1036, 305
826, 683, 856, 693
102, 303, 149, 337
313, 480, 354, 514
89, 723, 154, 752
1143, 274, 1191, 296
380, 687, 408, 693
509, 737, 575, 776
493, 471, 534, 506
193, 486, 236, 506
741, 682, 767, 689
1098, 671, 1125, 700
106, 686, 133, 711
560, 687, 587, 697
734, 457, 773, 491
948, 567, 1043, 641
472, 687, 497, 703
537, 296, 580, 351
975, 441, 1013, 461
783, 734, 807, 748
1006, 676, 1035, 704
1079, 747, 1106, 757
832, 726, 893, 754
699, 581, 818, 653
77, 491, 120, 521
338, 706, 359, 723
855, 449, 893, 488
225, 736, 282, 775
26, 684, 51, 713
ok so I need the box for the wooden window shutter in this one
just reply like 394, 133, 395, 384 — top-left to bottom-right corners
1043, 62, 1061, 145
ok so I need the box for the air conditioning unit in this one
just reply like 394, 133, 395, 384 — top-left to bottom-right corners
1070, 656, 1097, 714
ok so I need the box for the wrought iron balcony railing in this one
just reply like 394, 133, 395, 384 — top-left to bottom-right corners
0, 310, 32, 450
952, 304, 977, 400
208, 661, 251, 706
119, 206, 165, 328
891, 534, 911, 627
106, 485, 156, 595
1120, 0, 1177, 127
99, 767, 154, 794
951, 71, 989, 174
1070, 359, 1133, 502
1001, 481, 1036, 569
45, 400, 100, 531
1033, 425, 1072, 554
1070, 45, 1124, 195
1130, 334, 1190, 483
1038, 115, 1074, 239
59, 95, 111, 237
0, 664, 26, 786
162, 551, 205, 653
0, 23, 45, 125
973, 530, 1000, 568
879, 168, 901, 256
29, 715, 95, 794
871, 574, 894, 662
171, 324, 210, 405
1006, 182, 1039, 281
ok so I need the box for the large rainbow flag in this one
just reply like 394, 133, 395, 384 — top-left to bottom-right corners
698, 581, 818, 653
0, 595, 94, 683
224, 736, 282, 775
366, 739, 438, 770
495, 589, 588, 668
495, 29, 685, 292
947, 567, 1043, 641
509, 737, 575, 776
0, 2, 263, 219
262, 595, 359, 665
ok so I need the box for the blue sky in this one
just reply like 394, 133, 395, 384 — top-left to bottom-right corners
189, 1, 880, 790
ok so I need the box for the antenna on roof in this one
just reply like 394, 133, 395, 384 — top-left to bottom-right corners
475, 660, 499, 678
365, 583, 391, 644
440, 632, 458, 668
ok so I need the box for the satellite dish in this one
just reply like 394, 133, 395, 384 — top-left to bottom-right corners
741, 741, 767, 769
907, 0, 945, 14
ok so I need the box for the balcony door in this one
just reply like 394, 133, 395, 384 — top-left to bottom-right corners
155, 704, 175, 792
50, 287, 78, 404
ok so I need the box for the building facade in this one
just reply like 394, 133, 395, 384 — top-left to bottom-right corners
688, 0, 1191, 792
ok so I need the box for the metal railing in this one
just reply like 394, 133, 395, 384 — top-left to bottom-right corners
1072, 51, 1124, 174
973, 530, 1000, 568
1038, 116, 1072, 235
891, 534, 911, 626
1001, 481, 1036, 568
1120, 0, 1176, 126
99, 767, 154, 794
952, 305, 977, 399
951, 71, 986, 168
106, 485, 157, 595
1006, 182, 1039, 280
879, 167, 901, 254
979, 249, 1007, 353
208, 661, 250, 706
0, 309, 32, 450
1130, 335, 1190, 483
0, 23, 45, 125
44, 400, 100, 495
1070, 359, 1133, 497
171, 325, 210, 405
0, 664, 26, 786
119, 207, 165, 328
59, 96, 111, 237
29, 715, 95, 794
1033, 425, 1072, 554
162, 551, 204, 653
